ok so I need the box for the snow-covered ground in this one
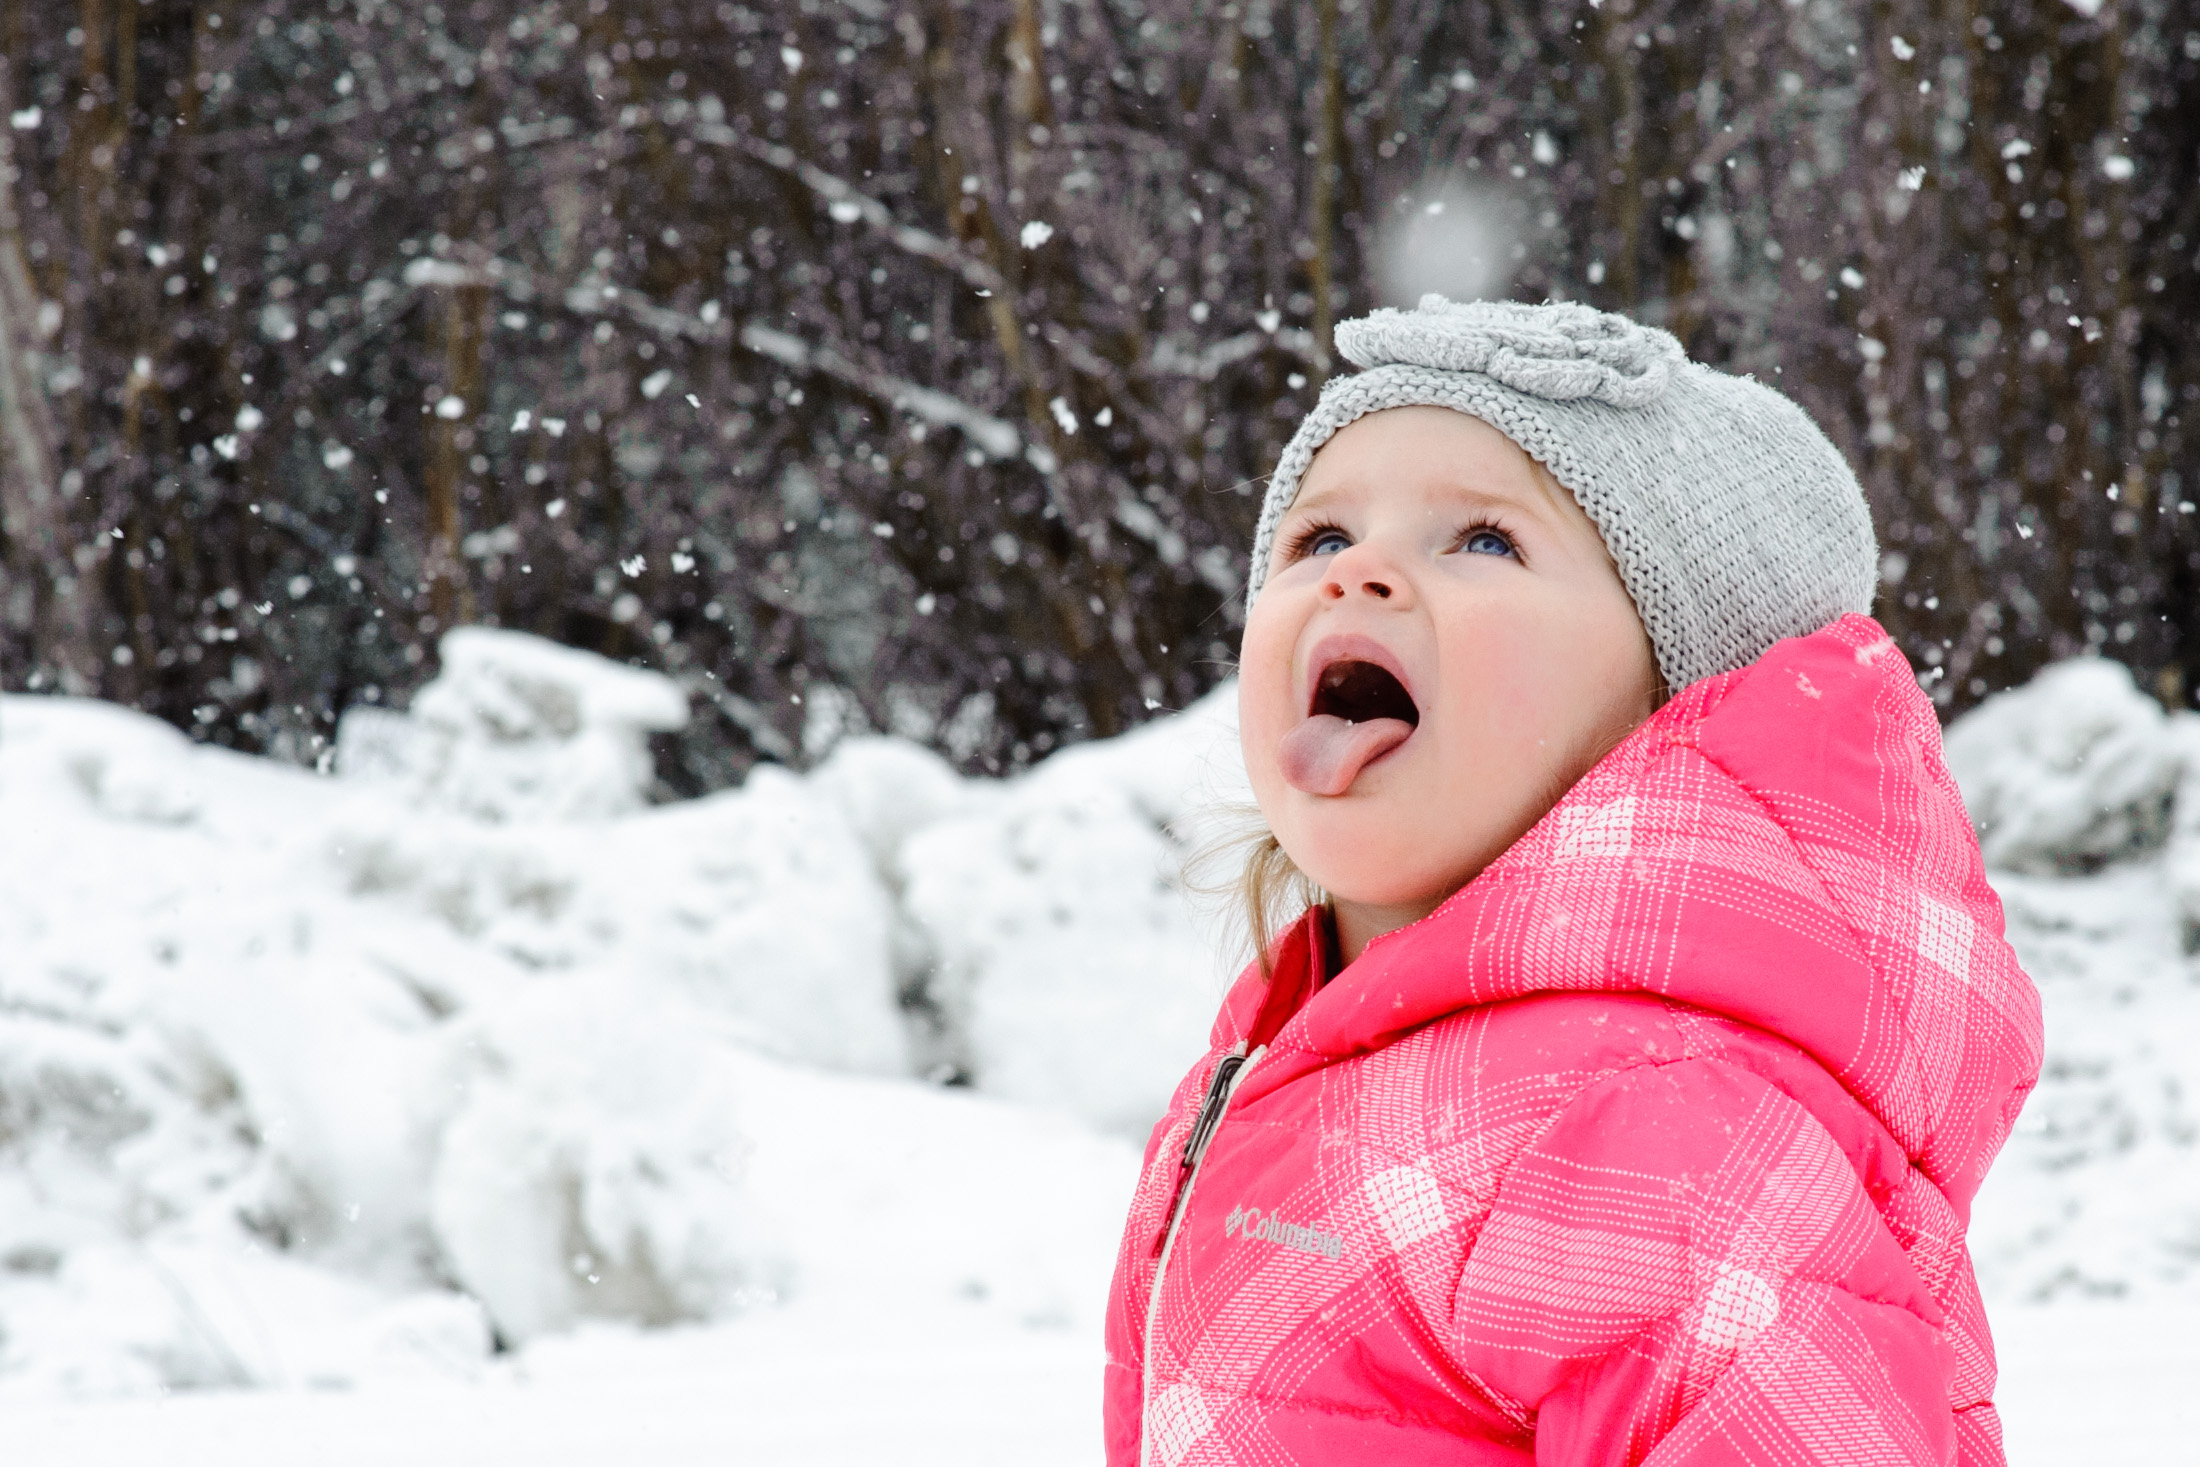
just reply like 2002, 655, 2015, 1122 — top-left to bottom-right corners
2, 1300, 2182, 1466
2, 633, 2196, 1463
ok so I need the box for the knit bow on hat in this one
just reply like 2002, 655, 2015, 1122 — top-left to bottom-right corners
1246, 297, 1879, 695
1337, 297, 1684, 409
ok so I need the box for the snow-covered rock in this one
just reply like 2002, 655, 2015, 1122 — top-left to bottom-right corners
1942, 657, 2185, 873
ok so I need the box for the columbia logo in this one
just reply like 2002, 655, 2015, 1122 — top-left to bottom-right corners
1222, 1203, 1344, 1261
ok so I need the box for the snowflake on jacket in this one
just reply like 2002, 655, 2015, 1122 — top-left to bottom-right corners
1105, 616, 2044, 1467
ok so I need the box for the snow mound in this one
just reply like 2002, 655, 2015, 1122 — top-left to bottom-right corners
429, 982, 1137, 1346
321, 769, 910, 1075
1933, 656, 2200, 1303
428, 981, 781, 1341
810, 735, 972, 868
0, 1240, 493, 1398
1941, 656, 2200, 951
0, 628, 1216, 1380
1969, 862, 2200, 1303
338, 626, 689, 821
1942, 657, 2185, 873
40, 696, 209, 826
898, 685, 1248, 1130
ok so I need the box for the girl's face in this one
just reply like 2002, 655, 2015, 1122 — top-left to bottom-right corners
1241, 406, 1659, 960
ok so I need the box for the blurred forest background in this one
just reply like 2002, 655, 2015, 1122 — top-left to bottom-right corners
1, 0, 2196, 785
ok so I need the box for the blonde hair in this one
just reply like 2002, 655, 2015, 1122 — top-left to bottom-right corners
1183, 804, 1323, 978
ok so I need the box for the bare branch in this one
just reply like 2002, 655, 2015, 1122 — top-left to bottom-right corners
682, 109, 1008, 296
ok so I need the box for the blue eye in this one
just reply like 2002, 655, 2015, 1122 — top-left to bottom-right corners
1461, 528, 1515, 557
1303, 527, 1352, 557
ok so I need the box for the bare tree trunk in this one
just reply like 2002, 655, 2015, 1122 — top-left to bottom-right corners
1004, 0, 1054, 176
1309, 0, 1340, 373
424, 282, 485, 629
0, 65, 99, 691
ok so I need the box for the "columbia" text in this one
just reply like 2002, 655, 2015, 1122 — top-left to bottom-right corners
1222, 1204, 1344, 1261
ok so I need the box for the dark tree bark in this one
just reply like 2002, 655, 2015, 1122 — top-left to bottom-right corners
0, 60, 98, 691
0, 0, 2193, 777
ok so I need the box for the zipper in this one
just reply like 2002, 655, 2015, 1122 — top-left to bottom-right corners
1150, 1043, 1249, 1258
1138, 1040, 1264, 1467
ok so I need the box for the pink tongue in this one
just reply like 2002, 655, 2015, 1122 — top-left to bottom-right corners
1278, 714, 1414, 796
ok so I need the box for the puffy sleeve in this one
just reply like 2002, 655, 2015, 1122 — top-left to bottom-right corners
1445, 1058, 1978, 1467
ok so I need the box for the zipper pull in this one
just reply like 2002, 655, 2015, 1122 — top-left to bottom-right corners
1181, 1049, 1249, 1171
1150, 1043, 1249, 1257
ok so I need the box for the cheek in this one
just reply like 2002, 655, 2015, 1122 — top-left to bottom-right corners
1235, 605, 1301, 779
1427, 594, 1641, 769
1431, 610, 1566, 734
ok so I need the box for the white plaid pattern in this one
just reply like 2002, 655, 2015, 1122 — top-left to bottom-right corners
1552, 796, 1638, 861
1917, 894, 1976, 981
1363, 1164, 1449, 1251
1695, 1262, 1782, 1351
1146, 1380, 1215, 1467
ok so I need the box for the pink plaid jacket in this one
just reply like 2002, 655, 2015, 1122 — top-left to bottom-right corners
1105, 616, 2042, 1467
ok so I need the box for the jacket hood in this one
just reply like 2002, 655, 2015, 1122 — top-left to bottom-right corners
1220, 614, 2043, 1214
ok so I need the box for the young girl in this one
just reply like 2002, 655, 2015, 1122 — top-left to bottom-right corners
1105, 299, 2043, 1467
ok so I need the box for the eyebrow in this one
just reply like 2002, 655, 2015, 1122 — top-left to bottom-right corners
1285, 470, 1573, 531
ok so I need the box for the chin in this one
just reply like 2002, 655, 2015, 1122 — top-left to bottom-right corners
1283, 824, 1445, 912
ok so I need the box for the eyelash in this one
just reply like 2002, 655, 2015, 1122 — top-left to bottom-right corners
1282, 518, 1352, 562
1283, 516, 1522, 562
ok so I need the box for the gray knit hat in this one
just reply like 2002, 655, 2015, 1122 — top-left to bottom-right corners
1246, 297, 1879, 694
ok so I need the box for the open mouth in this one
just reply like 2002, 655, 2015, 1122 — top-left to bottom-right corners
1278, 649, 1422, 797
1310, 659, 1421, 728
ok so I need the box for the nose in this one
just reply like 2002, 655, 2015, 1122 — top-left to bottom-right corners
1318, 541, 1407, 605
1323, 577, 1392, 600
